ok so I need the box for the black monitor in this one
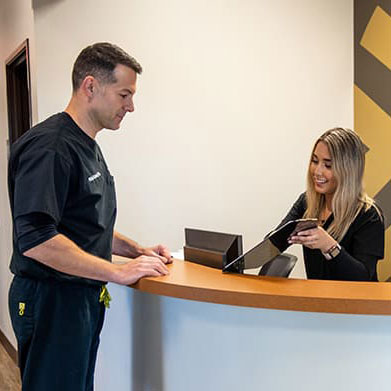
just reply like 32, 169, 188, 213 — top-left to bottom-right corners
184, 228, 243, 270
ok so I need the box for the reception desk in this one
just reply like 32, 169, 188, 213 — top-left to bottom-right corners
132, 257, 391, 315
95, 256, 391, 391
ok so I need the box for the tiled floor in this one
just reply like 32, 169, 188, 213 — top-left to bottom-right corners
0, 342, 20, 391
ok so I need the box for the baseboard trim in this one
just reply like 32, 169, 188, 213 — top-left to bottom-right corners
0, 328, 17, 364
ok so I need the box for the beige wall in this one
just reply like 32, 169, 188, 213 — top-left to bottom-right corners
0, 0, 37, 346
34, 0, 353, 261
1, 0, 353, 347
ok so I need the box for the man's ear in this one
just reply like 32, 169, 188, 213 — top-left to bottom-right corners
80, 76, 95, 99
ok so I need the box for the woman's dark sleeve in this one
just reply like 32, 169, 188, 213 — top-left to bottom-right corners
329, 206, 385, 281
268, 193, 307, 252
275, 193, 307, 230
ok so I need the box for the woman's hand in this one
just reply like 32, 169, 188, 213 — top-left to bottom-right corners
288, 226, 337, 253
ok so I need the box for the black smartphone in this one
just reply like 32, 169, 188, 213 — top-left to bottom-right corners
289, 219, 318, 238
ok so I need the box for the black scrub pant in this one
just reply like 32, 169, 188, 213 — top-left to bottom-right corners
8, 276, 106, 391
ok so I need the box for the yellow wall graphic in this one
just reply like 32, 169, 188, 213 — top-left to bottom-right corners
360, 6, 391, 70
354, 1, 391, 281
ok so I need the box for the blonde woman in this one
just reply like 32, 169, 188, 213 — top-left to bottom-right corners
277, 128, 384, 281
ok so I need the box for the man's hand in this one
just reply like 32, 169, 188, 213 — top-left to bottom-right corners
112, 231, 172, 263
113, 255, 169, 285
141, 244, 172, 264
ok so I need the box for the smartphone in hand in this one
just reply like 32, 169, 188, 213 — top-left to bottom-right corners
289, 219, 318, 239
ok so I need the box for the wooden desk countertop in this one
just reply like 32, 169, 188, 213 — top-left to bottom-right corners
113, 256, 391, 315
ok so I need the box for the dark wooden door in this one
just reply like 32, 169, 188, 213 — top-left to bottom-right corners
6, 39, 32, 145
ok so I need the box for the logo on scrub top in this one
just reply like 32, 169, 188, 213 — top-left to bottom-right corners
88, 172, 102, 182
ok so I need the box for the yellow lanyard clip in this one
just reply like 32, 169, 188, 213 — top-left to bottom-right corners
99, 286, 112, 309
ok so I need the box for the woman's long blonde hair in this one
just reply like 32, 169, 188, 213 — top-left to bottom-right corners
303, 127, 376, 241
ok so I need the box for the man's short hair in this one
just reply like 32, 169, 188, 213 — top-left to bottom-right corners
72, 42, 143, 91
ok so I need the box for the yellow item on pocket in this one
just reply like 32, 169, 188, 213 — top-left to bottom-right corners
19, 302, 25, 316
99, 286, 111, 309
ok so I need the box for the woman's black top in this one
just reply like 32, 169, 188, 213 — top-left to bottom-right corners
277, 193, 384, 281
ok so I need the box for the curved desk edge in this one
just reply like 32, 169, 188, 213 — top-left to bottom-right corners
113, 256, 391, 315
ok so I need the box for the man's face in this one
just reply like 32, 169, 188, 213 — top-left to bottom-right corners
91, 64, 137, 130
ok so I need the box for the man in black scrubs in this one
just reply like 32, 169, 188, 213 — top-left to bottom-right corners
8, 42, 171, 391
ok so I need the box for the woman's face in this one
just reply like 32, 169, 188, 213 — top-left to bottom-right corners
310, 141, 338, 198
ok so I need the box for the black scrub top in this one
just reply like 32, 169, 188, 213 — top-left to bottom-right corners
276, 193, 384, 281
8, 112, 117, 285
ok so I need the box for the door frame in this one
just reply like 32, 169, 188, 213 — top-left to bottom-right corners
6, 38, 32, 145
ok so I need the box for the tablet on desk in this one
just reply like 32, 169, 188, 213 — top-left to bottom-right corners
223, 218, 317, 274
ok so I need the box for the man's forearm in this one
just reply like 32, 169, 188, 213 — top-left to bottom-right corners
24, 232, 169, 286
112, 230, 143, 258
24, 234, 121, 282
